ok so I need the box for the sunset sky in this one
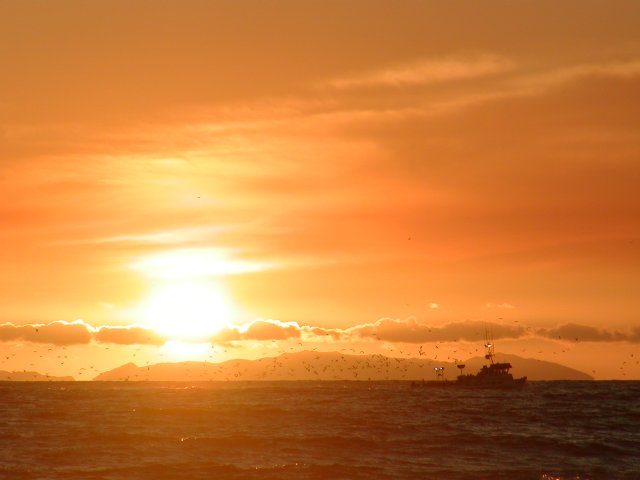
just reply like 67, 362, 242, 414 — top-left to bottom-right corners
1, 1, 639, 380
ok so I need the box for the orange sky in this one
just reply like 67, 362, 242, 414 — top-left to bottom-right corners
1, 1, 639, 379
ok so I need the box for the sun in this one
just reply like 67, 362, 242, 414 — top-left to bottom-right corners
141, 280, 231, 342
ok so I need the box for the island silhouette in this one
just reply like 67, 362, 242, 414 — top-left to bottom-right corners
90, 351, 593, 382
0, 370, 74, 381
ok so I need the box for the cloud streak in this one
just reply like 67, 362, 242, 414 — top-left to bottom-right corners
515, 59, 640, 95
1, 318, 639, 347
323, 54, 514, 89
215, 318, 640, 345
536, 323, 640, 343
94, 325, 166, 346
0, 320, 93, 345
343, 318, 525, 343
214, 319, 302, 343
486, 302, 516, 309
0, 321, 164, 346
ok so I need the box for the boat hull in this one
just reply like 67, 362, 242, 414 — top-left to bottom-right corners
412, 377, 527, 389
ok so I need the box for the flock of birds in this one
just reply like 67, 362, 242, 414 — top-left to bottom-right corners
1, 335, 639, 381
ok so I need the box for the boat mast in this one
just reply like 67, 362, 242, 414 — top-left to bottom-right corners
484, 330, 495, 364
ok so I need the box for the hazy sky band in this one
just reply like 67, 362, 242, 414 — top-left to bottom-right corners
1, 1, 639, 379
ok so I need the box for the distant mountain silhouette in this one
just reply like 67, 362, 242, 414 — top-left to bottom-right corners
93, 351, 593, 381
0, 370, 74, 381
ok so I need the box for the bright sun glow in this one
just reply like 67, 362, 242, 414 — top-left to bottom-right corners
131, 248, 270, 280
141, 281, 231, 341
161, 340, 212, 360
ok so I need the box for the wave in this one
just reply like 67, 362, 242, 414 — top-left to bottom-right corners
1, 381, 639, 480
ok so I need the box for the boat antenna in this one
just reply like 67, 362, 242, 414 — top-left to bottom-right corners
484, 328, 495, 364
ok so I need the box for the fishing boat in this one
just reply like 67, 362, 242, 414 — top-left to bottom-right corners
412, 333, 527, 389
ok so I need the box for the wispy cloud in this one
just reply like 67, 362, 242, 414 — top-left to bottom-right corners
130, 248, 273, 280
486, 302, 516, 309
536, 323, 640, 343
515, 59, 640, 95
323, 54, 514, 89
51, 225, 230, 247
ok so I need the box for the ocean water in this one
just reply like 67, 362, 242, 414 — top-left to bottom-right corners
0, 381, 638, 480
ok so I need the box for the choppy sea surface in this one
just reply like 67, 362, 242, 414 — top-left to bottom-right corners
1, 381, 638, 480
